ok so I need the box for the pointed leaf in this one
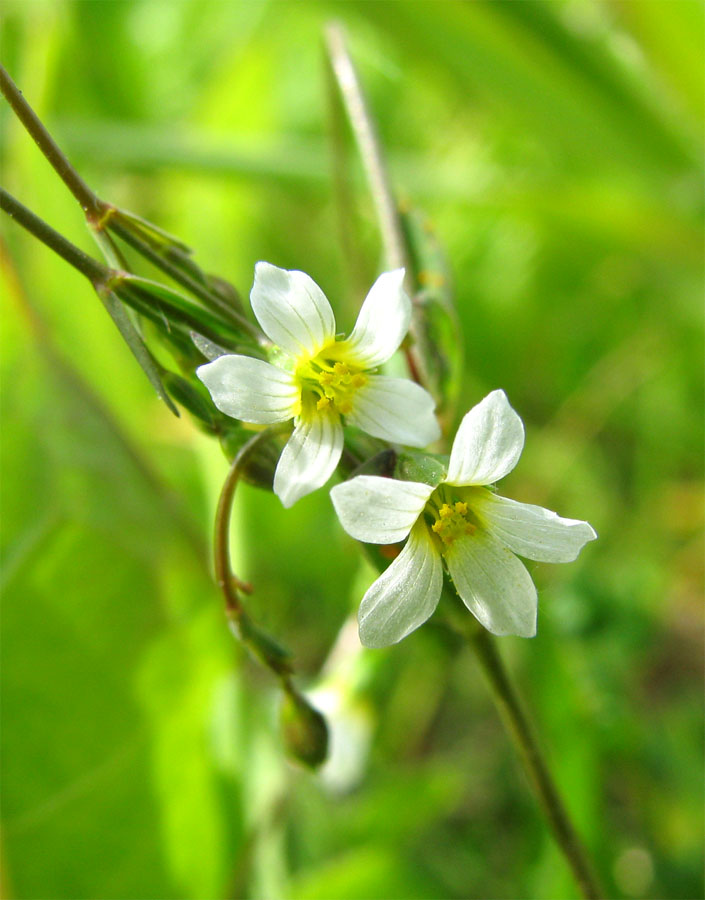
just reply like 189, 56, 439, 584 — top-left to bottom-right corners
95, 288, 179, 416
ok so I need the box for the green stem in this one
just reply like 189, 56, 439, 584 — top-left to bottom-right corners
0, 64, 102, 218
213, 426, 329, 770
469, 626, 604, 899
324, 22, 409, 274
324, 23, 424, 389
1, 188, 108, 286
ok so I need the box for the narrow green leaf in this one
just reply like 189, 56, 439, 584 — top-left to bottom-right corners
120, 275, 240, 342
95, 288, 179, 416
112, 206, 191, 254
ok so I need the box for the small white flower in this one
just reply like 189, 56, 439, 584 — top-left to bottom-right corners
331, 390, 597, 647
198, 263, 440, 507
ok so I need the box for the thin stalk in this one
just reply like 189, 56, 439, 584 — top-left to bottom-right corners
323, 42, 368, 303
213, 426, 328, 771
213, 434, 262, 617
0, 64, 102, 218
470, 626, 604, 899
1, 188, 108, 286
324, 23, 424, 388
213, 424, 295, 675
324, 22, 409, 274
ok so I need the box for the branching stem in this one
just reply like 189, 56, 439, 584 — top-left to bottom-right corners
108, 219, 260, 339
1, 64, 259, 338
1, 188, 108, 286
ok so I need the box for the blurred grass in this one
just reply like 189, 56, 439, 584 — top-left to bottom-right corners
1, 1, 703, 899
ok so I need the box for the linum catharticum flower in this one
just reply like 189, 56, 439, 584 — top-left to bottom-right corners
198, 263, 440, 507
331, 390, 597, 647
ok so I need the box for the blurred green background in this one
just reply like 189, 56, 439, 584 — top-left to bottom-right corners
1, 1, 703, 898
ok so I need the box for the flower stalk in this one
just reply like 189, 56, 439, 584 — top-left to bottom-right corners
468, 621, 604, 900
213, 423, 329, 767
324, 23, 460, 409
323, 23, 409, 275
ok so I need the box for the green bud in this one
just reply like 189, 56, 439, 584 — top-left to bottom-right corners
280, 687, 329, 769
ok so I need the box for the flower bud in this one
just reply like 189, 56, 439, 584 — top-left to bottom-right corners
280, 687, 329, 769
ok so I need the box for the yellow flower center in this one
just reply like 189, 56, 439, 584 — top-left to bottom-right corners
427, 492, 477, 548
297, 355, 368, 416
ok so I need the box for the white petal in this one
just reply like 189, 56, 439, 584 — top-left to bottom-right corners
335, 269, 411, 368
358, 522, 443, 648
330, 475, 434, 544
197, 355, 298, 424
346, 376, 441, 448
475, 492, 598, 563
250, 262, 336, 358
445, 529, 537, 637
446, 390, 525, 486
273, 409, 343, 507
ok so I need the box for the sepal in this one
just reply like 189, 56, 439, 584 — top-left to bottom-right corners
394, 449, 447, 487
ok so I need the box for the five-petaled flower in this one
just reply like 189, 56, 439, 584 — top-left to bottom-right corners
331, 390, 597, 647
198, 263, 440, 507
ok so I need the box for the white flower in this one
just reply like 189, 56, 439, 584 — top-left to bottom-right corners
331, 390, 597, 647
197, 263, 440, 507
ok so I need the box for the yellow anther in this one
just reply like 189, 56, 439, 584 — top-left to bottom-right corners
300, 355, 367, 416
430, 498, 476, 548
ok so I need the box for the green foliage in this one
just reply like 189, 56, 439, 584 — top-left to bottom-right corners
2, 1, 702, 899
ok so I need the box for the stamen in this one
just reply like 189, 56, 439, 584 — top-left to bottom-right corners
429, 496, 477, 547
296, 353, 368, 416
